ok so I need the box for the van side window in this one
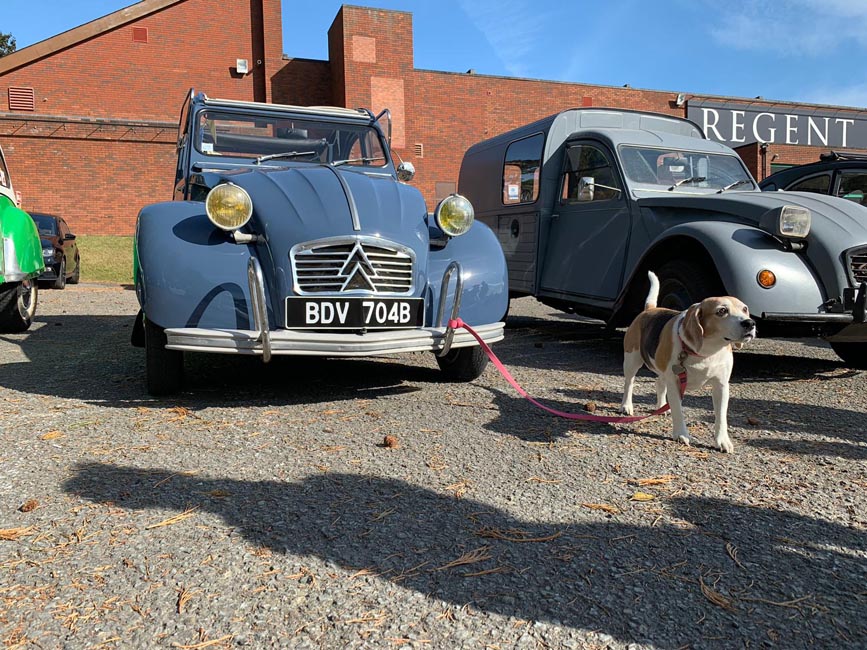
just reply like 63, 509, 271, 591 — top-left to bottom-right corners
787, 173, 831, 194
561, 144, 621, 203
502, 134, 543, 205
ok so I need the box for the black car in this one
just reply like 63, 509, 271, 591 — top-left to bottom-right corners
759, 151, 867, 205
30, 213, 80, 289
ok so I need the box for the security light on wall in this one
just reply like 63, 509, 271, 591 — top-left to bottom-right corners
675, 93, 686, 107
236, 59, 250, 75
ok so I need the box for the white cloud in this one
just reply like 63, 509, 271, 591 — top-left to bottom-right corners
707, 0, 867, 56
457, 0, 550, 77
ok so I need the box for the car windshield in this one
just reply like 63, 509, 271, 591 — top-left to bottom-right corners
618, 146, 755, 192
31, 214, 57, 236
195, 110, 387, 168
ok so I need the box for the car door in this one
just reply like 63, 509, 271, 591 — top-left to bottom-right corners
59, 219, 77, 273
538, 140, 631, 301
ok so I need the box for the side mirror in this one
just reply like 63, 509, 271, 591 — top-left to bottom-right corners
577, 176, 595, 202
64, 233, 77, 241
397, 161, 415, 183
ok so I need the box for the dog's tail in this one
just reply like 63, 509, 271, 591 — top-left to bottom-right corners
644, 271, 660, 311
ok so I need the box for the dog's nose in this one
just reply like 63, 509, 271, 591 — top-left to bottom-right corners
742, 318, 756, 330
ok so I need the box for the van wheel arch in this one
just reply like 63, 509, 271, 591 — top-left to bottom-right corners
610, 238, 724, 327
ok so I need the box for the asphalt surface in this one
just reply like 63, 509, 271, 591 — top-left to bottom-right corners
1, 285, 865, 649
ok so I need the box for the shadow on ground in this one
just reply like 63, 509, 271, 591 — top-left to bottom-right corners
64, 464, 867, 649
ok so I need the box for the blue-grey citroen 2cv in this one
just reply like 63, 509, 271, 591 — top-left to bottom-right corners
132, 91, 507, 395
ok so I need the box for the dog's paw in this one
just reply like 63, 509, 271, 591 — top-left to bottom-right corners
620, 403, 634, 416
676, 432, 691, 446
717, 437, 734, 453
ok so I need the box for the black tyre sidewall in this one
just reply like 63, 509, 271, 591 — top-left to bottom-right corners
53, 259, 66, 290
435, 346, 489, 382
144, 317, 184, 395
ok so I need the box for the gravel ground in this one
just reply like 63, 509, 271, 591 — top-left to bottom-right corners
1, 285, 865, 650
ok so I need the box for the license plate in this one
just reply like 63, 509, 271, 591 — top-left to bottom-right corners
285, 297, 424, 329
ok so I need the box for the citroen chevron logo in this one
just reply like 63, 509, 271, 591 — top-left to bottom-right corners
339, 242, 378, 292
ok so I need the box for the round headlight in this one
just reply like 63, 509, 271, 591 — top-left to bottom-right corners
205, 183, 253, 231
434, 194, 474, 237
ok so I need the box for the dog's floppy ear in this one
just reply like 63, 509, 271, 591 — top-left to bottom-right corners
681, 303, 704, 353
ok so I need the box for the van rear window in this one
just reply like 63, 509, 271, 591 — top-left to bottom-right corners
503, 134, 543, 205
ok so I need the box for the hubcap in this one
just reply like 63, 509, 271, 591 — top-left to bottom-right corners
18, 280, 37, 320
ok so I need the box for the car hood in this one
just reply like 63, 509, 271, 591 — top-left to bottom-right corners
204, 164, 430, 298
635, 190, 867, 243
215, 165, 428, 243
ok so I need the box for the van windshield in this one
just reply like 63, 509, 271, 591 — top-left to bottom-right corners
196, 110, 387, 168
619, 146, 755, 192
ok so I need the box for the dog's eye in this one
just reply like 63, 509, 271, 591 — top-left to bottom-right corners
742, 306, 748, 314
716, 306, 729, 317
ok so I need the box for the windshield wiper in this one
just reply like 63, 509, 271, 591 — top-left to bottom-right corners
668, 176, 706, 191
717, 179, 752, 193
254, 151, 317, 164
331, 156, 386, 167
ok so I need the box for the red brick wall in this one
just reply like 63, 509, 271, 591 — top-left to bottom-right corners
0, 0, 282, 234
1, 2, 864, 236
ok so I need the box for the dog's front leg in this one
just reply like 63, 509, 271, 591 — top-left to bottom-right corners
711, 378, 733, 453
666, 372, 691, 445
654, 375, 668, 410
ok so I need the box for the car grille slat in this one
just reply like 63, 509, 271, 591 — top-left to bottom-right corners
292, 237, 415, 295
848, 247, 867, 285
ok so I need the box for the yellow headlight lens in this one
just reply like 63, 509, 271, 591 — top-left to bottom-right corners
205, 183, 253, 230
435, 194, 474, 237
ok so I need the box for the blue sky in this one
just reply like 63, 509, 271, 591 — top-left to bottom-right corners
3, 0, 866, 109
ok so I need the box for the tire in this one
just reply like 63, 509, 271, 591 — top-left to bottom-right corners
656, 260, 721, 311
0, 280, 38, 333
435, 346, 489, 381
69, 256, 80, 284
144, 317, 184, 396
829, 342, 867, 369
52, 259, 67, 290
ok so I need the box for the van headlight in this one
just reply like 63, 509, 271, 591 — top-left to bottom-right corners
760, 205, 811, 239
434, 194, 474, 237
205, 183, 253, 231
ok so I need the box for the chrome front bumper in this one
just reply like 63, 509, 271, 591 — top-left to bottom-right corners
164, 323, 505, 356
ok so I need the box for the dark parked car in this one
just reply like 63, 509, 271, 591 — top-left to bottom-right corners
30, 213, 80, 289
759, 151, 867, 205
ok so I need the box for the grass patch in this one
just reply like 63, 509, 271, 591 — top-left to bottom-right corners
75, 235, 134, 284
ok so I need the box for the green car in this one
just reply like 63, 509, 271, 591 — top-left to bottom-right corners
0, 145, 43, 333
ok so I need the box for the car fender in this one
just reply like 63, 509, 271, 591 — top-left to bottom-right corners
136, 201, 256, 329
634, 221, 825, 314
0, 196, 44, 283
428, 221, 508, 325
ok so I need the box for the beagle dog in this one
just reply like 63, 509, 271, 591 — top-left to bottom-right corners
620, 271, 757, 452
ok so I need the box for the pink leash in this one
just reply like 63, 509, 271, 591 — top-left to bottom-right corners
449, 318, 686, 423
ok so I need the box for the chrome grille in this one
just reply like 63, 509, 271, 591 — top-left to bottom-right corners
291, 237, 415, 295
848, 246, 867, 285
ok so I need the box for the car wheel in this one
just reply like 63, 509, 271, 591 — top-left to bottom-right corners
69, 256, 80, 284
53, 259, 67, 290
0, 280, 38, 333
829, 342, 867, 369
144, 317, 184, 395
435, 346, 489, 381
656, 260, 721, 312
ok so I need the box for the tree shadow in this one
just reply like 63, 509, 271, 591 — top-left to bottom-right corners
63, 464, 867, 649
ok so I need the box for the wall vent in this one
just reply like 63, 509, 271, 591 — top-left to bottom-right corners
413, 143, 424, 158
8, 87, 35, 112
132, 27, 149, 43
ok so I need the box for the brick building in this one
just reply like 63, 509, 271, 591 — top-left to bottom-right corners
1, 0, 865, 235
